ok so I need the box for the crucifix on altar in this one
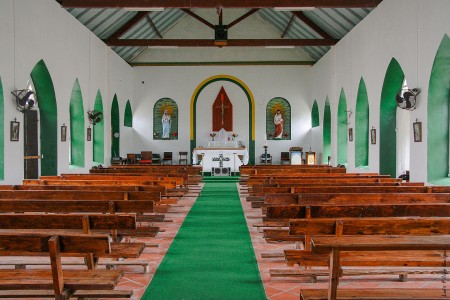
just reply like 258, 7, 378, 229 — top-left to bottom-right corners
212, 86, 233, 132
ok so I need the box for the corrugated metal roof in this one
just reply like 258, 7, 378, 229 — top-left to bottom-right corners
63, 6, 374, 63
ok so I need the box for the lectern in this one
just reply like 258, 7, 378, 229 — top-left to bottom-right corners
289, 147, 303, 165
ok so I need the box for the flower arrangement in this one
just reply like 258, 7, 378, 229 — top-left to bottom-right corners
231, 133, 238, 140
210, 132, 216, 141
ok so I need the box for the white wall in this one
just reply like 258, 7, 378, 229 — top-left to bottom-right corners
309, 0, 450, 183
0, 0, 134, 183
133, 66, 311, 164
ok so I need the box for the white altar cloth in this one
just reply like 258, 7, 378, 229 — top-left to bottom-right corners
207, 141, 240, 148
192, 148, 249, 172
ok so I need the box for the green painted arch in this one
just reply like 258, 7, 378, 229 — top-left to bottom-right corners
69, 79, 85, 168
190, 75, 256, 164
93, 90, 104, 164
311, 100, 320, 128
323, 97, 331, 163
0, 77, 4, 179
337, 88, 348, 165
266, 97, 291, 140
428, 34, 450, 183
111, 95, 120, 158
30, 60, 57, 176
380, 58, 405, 178
124, 100, 133, 127
355, 77, 369, 168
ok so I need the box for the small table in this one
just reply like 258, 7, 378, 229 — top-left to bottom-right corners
311, 235, 450, 300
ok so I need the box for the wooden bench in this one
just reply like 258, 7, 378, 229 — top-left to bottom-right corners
299, 288, 449, 300
0, 190, 161, 201
305, 235, 450, 300
0, 232, 132, 299
23, 179, 177, 189
0, 213, 150, 273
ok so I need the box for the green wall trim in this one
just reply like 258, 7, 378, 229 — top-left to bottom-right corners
190, 76, 255, 165
0, 77, 4, 179
355, 77, 369, 167
428, 34, 450, 182
323, 97, 331, 163
69, 79, 85, 167
311, 100, 320, 128
93, 90, 104, 164
30, 60, 57, 176
380, 58, 404, 178
124, 100, 133, 127
111, 95, 120, 158
337, 88, 348, 164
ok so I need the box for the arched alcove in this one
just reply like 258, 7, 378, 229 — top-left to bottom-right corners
337, 88, 348, 165
154, 98, 178, 140
428, 34, 450, 183
30, 60, 57, 176
323, 97, 331, 164
355, 78, 369, 168
69, 79, 85, 167
93, 90, 104, 164
111, 95, 120, 158
0, 77, 4, 179
266, 97, 291, 140
311, 100, 320, 128
380, 58, 405, 178
124, 100, 133, 127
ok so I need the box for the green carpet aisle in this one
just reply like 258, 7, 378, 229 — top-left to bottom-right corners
142, 178, 266, 300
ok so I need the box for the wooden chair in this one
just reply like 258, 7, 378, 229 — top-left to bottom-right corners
179, 152, 188, 165
140, 151, 152, 164
152, 153, 161, 164
280, 152, 290, 164
126, 154, 137, 165
162, 152, 173, 165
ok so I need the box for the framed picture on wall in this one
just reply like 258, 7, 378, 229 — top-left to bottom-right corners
87, 127, 92, 141
348, 128, 353, 142
370, 128, 376, 145
413, 121, 422, 142
61, 125, 67, 142
10, 121, 20, 141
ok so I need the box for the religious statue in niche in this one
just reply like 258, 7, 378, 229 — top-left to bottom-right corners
153, 98, 178, 140
266, 97, 291, 140
212, 86, 233, 132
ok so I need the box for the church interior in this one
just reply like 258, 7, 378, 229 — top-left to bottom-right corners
0, 0, 449, 299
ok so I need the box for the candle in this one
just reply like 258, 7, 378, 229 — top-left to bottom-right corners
264, 134, 268, 147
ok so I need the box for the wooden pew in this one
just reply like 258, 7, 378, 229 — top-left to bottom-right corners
23, 179, 177, 189
0, 232, 132, 299
0, 214, 150, 273
302, 235, 450, 300
0, 190, 160, 201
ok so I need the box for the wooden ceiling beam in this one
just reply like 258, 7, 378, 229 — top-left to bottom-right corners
105, 38, 338, 47
107, 11, 148, 41
181, 9, 215, 29
293, 11, 333, 39
228, 9, 259, 29
60, 0, 383, 9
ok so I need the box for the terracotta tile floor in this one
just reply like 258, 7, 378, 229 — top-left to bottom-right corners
25, 181, 442, 300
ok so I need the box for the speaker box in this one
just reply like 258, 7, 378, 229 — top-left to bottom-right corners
211, 167, 231, 176
214, 25, 228, 41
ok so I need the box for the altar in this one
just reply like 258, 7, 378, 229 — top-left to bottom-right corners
192, 147, 249, 174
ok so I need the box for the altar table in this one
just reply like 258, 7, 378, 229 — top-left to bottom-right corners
192, 147, 249, 173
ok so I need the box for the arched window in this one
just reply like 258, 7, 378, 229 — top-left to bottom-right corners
428, 34, 450, 184
337, 88, 348, 165
323, 97, 331, 164
124, 100, 133, 127
93, 90, 104, 164
355, 78, 369, 168
311, 100, 320, 128
69, 79, 85, 168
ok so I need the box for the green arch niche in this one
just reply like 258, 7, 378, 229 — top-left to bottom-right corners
337, 88, 348, 165
380, 58, 405, 178
111, 95, 120, 158
30, 60, 57, 176
0, 77, 4, 179
323, 97, 331, 163
266, 97, 291, 140
124, 100, 133, 127
93, 90, 104, 164
355, 78, 369, 168
311, 100, 320, 128
69, 79, 85, 167
154, 98, 178, 140
428, 34, 450, 183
